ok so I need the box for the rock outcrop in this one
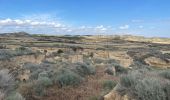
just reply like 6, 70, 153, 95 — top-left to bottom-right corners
104, 90, 129, 100
145, 57, 170, 69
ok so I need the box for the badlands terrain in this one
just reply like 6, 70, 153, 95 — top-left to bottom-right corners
0, 32, 170, 100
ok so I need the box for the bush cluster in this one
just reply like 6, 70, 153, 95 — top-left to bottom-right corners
113, 63, 128, 75
0, 69, 25, 100
102, 80, 117, 90
159, 69, 170, 80
118, 69, 170, 100
52, 62, 95, 87
74, 62, 96, 77
53, 69, 83, 87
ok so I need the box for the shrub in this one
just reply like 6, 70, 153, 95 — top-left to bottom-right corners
103, 80, 117, 90
164, 83, 170, 100
74, 63, 96, 77
0, 50, 13, 60
37, 77, 53, 87
106, 59, 117, 64
119, 70, 144, 88
57, 49, 64, 54
0, 69, 15, 94
159, 70, 170, 80
93, 58, 104, 64
18, 82, 34, 99
33, 82, 46, 96
33, 77, 53, 96
38, 71, 49, 78
89, 52, 94, 58
104, 66, 115, 75
134, 78, 166, 100
0, 69, 24, 99
120, 75, 137, 88
23, 63, 40, 72
0, 45, 6, 49
6, 92, 25, 100
118, 69, 170, 100
53, 69, 83, 87
83, 57, 93, 65
15, 46, 34, 56
113, 63, 128, 75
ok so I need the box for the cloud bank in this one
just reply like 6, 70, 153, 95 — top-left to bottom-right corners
1, 14, 169, 37
0, 18, 115, 35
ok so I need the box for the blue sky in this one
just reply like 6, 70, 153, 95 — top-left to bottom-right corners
0, 0, 170, 37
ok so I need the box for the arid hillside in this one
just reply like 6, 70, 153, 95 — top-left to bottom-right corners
0, 32, 170, 100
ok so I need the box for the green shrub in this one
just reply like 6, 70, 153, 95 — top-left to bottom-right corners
38, 71, 49, 78
93, 58, 102, 64
74, 63, 96, 77
6, 92, 25, 100
106, 59, 117, 64
113, 63, 128, 75
0, 50, 13, 60
159, 70, 170, 80
15, 46, 34, 56
120, 70, 143, 88
33, 77, 53, 96
164, 83, 170, 100
37, 77, 53, 87
33, 81, 46, 96
57, 49, 64, 54
24, 63, 40, 72
134, 78, 166, 100
120, 75, 136, 88
118, 69, 170, 100
0, 69, 15, 94
103, 80, 117, 90
53, 69, 83, 87
104, 66, 115, 75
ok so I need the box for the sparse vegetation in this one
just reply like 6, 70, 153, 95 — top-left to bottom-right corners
57, 49, 64, 54
113, 63, 128, 75
53, 69, 83, 87
6, 92, 25, 100
117, 69, 170, 100
0, 33, 170, 100
104, 65, 115, 75
159, 69, 170, 80
103, 80, 117, 90
74, 62, 96, 77
0, 69, 15, 94
0, 69, 25, 100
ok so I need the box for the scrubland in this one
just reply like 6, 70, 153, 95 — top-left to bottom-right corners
0, 32, 170, 100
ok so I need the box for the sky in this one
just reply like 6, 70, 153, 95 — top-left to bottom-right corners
0, 0, 170, 37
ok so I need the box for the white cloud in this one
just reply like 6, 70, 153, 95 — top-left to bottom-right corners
0, 18, 65, 28
79, 26, 86, 29
95, 25, 107, 31
0, 18, 113, 35
0, 14, 119, 35
132, 19, 144, 23
119, 25, 129, 30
